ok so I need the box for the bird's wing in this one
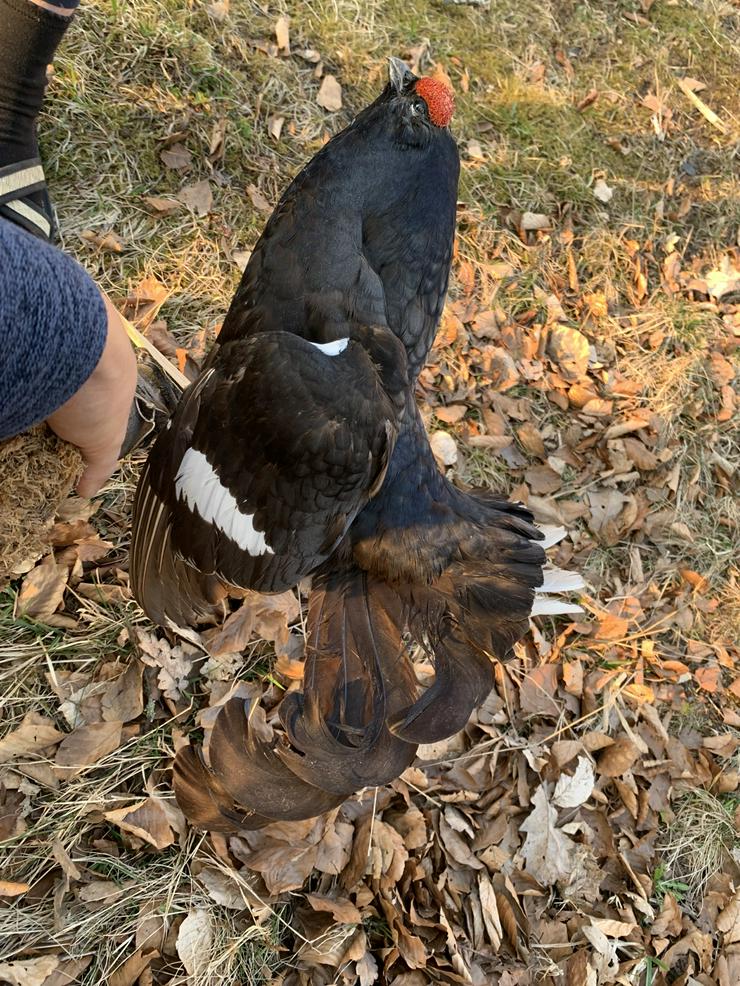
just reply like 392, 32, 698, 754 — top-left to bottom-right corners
130, 328, 406, 629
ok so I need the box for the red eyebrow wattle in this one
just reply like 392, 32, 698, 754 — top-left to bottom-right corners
415, 77, 455, 127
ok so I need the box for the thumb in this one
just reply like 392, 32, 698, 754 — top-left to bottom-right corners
75, 451, 120, 498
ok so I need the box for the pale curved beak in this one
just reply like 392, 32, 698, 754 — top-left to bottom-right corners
388, 56, 416, 92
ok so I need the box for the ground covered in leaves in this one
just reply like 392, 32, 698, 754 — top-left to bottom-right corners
1, 1, 739, 984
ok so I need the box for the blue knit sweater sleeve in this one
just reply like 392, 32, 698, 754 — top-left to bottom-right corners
0, 217, 107, 440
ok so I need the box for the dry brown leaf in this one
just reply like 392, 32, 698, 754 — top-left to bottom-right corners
547, 326, 590, 381
525, 464, 562, 494
717, 890, 740, 944
224, 250, 251, 277
246, 183, 272, 213
306, 892, 363, 924
176, 909, 213, 978
54, 720, 123, 780
17, 554, 68, 620
80, 229, 124, 253
652, 892, 683, 938
108, 948, 159, 986
0, 957, 59, 986
488, 346, 521, 390
197, 867, 249, 909
268, 114, 285, 140
52, 840, 82, 881
104, 797, 175, 850
553, 757, 595, 808
203, 603, 256, 656
695, 666, 721, 693
315, 819, 354, 874
177, 180, 213, 217
101, 662, 144, 723
317, 75, 343, 112
0, 880, 29, 897
136, 630, 196, 700
430, 430, 458, 467
42, 956, 92, 986
434, 404, 467, 424
160, 143, 192, 170
590, 917, 637, 938
122, 276, 169, 330
439, 812, 483, 870
520, 784, 573, 886
593, 612, 629, 640
78, 879, 134, 903
519, 665, 560, 716
587, 489, 628, 536
516, 421, 546, 457
356, 950, 379, 986
244, 842, 318, 895
597, 738, 639, 777
0, 712, 64, 763
274, 14, 290, 52
622, 436, 658, 471
143, 195, 182, 215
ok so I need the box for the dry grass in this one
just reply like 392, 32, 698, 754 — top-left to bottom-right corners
658, 788, 740, 912
1, 0, 739, 981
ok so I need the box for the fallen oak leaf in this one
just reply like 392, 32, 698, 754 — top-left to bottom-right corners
520, 783, 574, 886
356, 950, 379, 986
136, 630, 196, 700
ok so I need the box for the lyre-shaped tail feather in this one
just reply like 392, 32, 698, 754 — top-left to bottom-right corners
388, 616, 495, 743
275, 568, 418, 793
173, 745, 272, 831
205, 698, 346, 820
173, 565, 419, 828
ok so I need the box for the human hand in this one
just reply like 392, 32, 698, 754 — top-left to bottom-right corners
46, 293, 137, 497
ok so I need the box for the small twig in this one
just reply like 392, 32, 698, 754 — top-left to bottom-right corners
676, 78, 728, 134
102, 291, 190, 391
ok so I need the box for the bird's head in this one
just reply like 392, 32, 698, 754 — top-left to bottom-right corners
380, 56, 455, 143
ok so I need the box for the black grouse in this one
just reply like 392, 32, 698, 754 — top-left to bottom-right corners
129, 58, 578, 830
